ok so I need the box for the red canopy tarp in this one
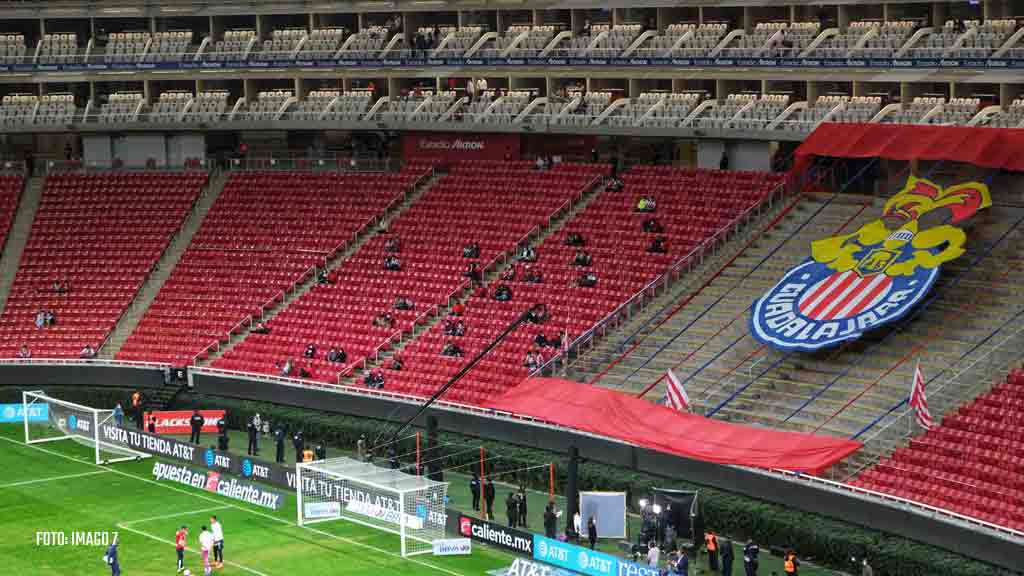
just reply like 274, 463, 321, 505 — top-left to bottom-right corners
487, 378, 862, 472
794, 123, 1024, 173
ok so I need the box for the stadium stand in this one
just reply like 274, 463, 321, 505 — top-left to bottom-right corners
0, 33, 27, 64
0, 174, 23, 252
339, 26, 390, 59
144, 31, 193, 62
320, 90, 373, 122
299, 28, 347, 59
104, 31, 150, 63
117, 169, 426, 366
0, 172, 207, 357
34, 94, 78, 126
213, 161, 604, 383
0, 94, 37, 127
204, 29, 257, 61
431, 26, 483, 57
377, 165, 780, 404
36, 33, 78, 64
150, 91, 192, 122
98, 92, 145, 123
851, 368, 1024, 531
292, 89, 338, 121
243, 90, 294, 120
256, 29, 306, 60
185, 90, 230, 123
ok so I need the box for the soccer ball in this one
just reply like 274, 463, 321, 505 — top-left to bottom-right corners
183, 570, 192, 576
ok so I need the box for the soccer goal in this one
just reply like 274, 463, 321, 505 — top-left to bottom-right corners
22, 391, 149, 465
296, 456, 449, 557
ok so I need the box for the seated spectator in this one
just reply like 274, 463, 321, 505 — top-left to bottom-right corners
451, 302, 466, 317
51, 280, 62, 294
453, 320, 466, 336
44, 310, 55, 327
373, 313, 396, 329
80, 344, 96, 359
317, 269, 330, 285
298, 362, 312, 379
384, 237, 401, 253
383, 255, 402, 271
252, 321, 271, 334
444, 319, 458, 336
502, 263, 516, 282
518, 245, 537, 262
441, 341, 464, 357
463, 242, 481, 259
607, 177, 624, 192
578, 271, 598, 288
327, 348, 347, 363
364, 370, 385, 389
534, 332, 551, 348
304, 343, 317, 359
464, 262, 482, 284
636, 195, 656, 213
535, 156, 547, 171
493, 284, 513, 302
528, 304, 549, 324
572, 250, 593, 267
279, 359, 294, 376
564, 232, 585, 247
523, 350, 542, 371
34, 310, 46, 329
394, 297, 414, 311
17, 345, 31, 358
642, 217, 663, 233
647, 236, 668, 254
525, 265, 544, 284
391, 356, 404, 371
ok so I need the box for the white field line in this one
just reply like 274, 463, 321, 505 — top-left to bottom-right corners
0, 469, 110, 488
116, 523, 270, 576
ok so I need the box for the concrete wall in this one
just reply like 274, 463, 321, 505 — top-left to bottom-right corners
83, 133, 204, 168
82, 134, 113, 167
698, 140, 772, 171
113, 134, 167, 167
166, 134, 206, 167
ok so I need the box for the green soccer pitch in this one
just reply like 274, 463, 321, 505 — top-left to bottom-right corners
0, 425, 514, 576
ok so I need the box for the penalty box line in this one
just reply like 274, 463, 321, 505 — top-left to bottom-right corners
0, 436, 469, 576
116, 522, 270, 576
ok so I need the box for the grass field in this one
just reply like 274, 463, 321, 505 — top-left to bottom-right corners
0, 425, 515, 576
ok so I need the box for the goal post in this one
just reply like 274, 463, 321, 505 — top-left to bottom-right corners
22, 390, 149, 465
296, 456, 448, 557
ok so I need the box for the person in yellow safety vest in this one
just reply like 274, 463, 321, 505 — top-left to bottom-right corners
704, 530, 719, 571
784, 549, 800, 575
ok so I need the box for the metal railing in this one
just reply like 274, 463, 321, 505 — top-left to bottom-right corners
533, 178, 790, 378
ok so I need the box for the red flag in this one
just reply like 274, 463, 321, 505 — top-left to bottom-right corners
909, 361, 933, 430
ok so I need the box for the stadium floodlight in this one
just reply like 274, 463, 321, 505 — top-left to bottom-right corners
22, 390, 149, 465
296, 456, 448, 558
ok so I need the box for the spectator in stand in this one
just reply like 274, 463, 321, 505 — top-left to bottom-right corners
391, 355, 404, 370
364, 370, 385, 389
383, 255, 402, 271
636, 196, 657, 212
252, 321, 271, 334
476, 77, 487, 96
451, 302, 465, 317
525, 265, 544, 284
385, 237, 401, 253
572, 249, 593, 267
298, 361, 312, 378
17, 345, 30, 358
279, 358, 294, 376
607, 176, 624, 192
80, 344, 96, 359
493, 283, 513, 302
317, 269, 330, 285
647, 236, 668, 254
34, 310, 46, 330
578, 271, 598, 288
304, 343, 317, 359
534, 332, 551, 348
519, 244, 537, 262
565, 232, 585, 246
502, 263, 516, 282
373, 313, 396, 329
44, 310, 55, 327
528, 304, 549, 324
394, 296, 414, 310
642, 217, 664, 233
441, 341, 464, 357
524, 351, 542, 371
719, 151, 730, 171
463, 242, 480, 258
327, 347, 347, 363
535, 156, 547, 171
464, 262, 482, 284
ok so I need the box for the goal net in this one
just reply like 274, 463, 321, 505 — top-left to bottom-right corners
296, 456, 448, 557
23, 390, 149, 465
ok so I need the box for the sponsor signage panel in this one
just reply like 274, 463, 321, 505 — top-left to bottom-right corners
151, 461, 284, 509
142, 410, 225, 434
533, 535, 618, 576
458, 515, 534, 555
403, 132, 521, 162
304, 501, 342, 520
432, 538, 472, 556
0, 402, 48, 423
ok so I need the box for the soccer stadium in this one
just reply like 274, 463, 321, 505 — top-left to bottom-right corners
0, 0, 1023, 575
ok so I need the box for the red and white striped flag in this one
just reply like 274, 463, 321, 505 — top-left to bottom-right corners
909, 361, 933, 430
663, 369, 691, 412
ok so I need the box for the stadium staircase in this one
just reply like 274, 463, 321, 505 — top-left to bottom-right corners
199, 170, 442, 366
0, 175, 42, 314
344, 175, 610, 388
99, 169, 230, 358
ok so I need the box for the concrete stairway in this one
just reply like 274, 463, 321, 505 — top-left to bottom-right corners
346, 177, 610, 384
201, 172, 442, 366
0, 176, 44, 314
99, 170, 230, 358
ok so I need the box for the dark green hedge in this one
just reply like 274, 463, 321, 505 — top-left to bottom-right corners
5, 386, 1017, 576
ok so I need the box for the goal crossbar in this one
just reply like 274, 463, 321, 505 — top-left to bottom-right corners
22, 390, 149, 465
